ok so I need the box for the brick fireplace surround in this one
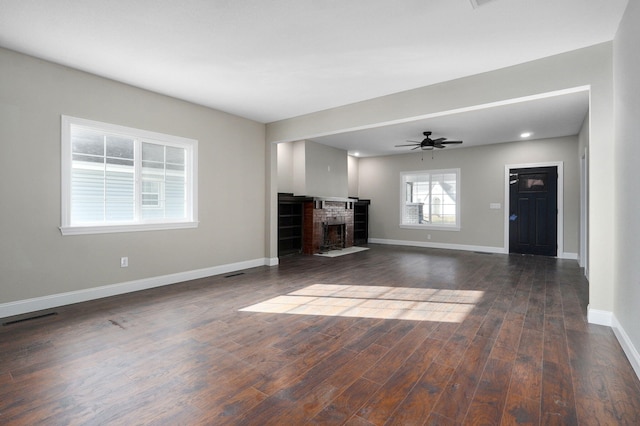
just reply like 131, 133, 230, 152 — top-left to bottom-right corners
303, 198, 354, 254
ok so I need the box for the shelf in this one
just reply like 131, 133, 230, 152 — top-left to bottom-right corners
353, 200, 369, 246
278, 195, 304, 256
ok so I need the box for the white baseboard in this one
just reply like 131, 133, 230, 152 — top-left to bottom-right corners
368, 238, 507, 254
559, 252, 578, 260
369, 238, 577, 260
612, 315, 640, 381
587, 305, 613, 326
587, 307, 640, 382
0, 257, 274, 319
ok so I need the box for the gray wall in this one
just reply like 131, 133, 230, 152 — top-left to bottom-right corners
292, 141, 306, 195
613, 0, 640, 370
276, 141, 295, 193
358, 137, 579, 253
304, 141, 348, 198
277, 140, 348, 197
348, 155, 359, 198
0, 47, 266, 305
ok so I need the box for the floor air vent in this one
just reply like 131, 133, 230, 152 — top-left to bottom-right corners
224, 272, 245, 278
2, 312, 58, 326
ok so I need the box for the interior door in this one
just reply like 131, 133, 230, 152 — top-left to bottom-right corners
509, 166, 558, 256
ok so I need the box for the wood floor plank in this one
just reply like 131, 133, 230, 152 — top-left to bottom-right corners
501, 394, 540, 425
605, 371, 640, 425
358, 337, 443, 424
362, 324, 431, 384
565, 328, 620, 424
433, 333, 472, 369
371, 320, 417, 348
383, 361, 455, 425
426, 412, 457, 425
345, 414, 377, 426
237, 347, 357, 424
266, 342, 391, 424
252, 321, 367, 395
523, 292, 545, 331
463, 357, 513, 425
309, 377, 382, 425
476, 309, 506, 341
2, 245, 639, 425
431, 335, 495, 422
507, 331, 544, 403
541, 360, 578, 425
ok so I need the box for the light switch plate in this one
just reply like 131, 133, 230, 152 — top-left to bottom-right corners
490, 203, 501, 209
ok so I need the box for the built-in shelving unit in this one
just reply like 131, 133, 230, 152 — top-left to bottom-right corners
278, 194, 305, 256
353, 199, 370, 246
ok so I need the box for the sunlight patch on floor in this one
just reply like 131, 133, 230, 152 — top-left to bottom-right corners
239, 284, 484, 323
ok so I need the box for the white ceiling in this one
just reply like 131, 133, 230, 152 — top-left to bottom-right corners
0, 0, 626, 154
309, 89, 590, 157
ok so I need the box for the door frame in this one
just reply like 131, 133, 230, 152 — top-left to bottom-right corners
503, 161, 565, 258
580, 147, 589, 278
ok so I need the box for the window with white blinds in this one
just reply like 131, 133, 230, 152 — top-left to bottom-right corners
60, 116, 198, 235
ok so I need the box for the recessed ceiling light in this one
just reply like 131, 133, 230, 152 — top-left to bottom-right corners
520, 132, 532, 138
353, 152, 360, 157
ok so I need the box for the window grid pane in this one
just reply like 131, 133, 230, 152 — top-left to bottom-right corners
141, 142, 187, 220
66, 120, 193, 228
401, 170, 459, 228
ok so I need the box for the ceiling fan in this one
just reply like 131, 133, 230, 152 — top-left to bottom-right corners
395, 131, 463, 150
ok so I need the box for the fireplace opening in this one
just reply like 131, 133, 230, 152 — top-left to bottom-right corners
322, 219, 346, 252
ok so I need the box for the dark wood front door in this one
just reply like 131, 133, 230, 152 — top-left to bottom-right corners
509, 166, 558, 256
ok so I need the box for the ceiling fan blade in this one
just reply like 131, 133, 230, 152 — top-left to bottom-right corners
431, 137, 446, 143
434, 144, 446, 149
441, 140, 463, 144
395, 143, 420, 147
411, 145, 422, 150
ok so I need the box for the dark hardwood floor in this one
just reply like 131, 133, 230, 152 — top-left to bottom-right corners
2, 245, 640, 425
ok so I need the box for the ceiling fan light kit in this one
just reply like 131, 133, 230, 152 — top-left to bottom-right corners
395, 131, 463, 151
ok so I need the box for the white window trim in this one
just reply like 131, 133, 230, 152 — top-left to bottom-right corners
399, 168, 461, 231
60, 115, 198, 236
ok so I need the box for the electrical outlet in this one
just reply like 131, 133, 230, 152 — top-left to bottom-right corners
120, 257, 128, 268
427, 234, 431, 240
